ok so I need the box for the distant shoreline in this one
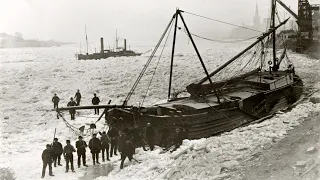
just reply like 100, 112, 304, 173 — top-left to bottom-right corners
0, 32, 75, 49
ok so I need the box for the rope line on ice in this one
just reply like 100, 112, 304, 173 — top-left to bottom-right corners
56, 111, 107, 138
57, 111, 81, 136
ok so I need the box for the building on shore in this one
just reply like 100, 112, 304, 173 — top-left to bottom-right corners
230, 4, 270, 39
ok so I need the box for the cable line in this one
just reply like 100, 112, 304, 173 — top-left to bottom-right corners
183, 11, 264, 33
178, 27, 260, 43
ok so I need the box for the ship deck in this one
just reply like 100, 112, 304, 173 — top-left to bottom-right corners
157, 70, 294, 110
157, 89, 257, 110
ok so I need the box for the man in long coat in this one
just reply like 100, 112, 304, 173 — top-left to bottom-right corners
52, 138, 63, 167
41, 144, 54, 178
75, 136, 88, 168
89, 133, 102, 165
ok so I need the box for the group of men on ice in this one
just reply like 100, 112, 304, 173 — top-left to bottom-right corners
41, 120, 190, 178
47, 90, 191, 178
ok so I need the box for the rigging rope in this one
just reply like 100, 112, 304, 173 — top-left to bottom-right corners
178, 27, 260, 43
140, 20, 174, 107
124, 16, 175, 104
183, 11, 264, 33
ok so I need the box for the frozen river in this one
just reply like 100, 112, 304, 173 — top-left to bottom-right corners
1, 42, 320, 179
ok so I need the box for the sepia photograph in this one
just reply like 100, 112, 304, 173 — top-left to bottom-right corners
1, 0, 320, 179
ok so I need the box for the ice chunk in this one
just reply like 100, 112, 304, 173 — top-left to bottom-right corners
306, 146, 317, 154
221, 160, 239, 170
310, 97, 320, 104
296, 161, 307, 168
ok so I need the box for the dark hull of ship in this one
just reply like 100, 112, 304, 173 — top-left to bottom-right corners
77, 51, 142, 60
108, 73, 303, 143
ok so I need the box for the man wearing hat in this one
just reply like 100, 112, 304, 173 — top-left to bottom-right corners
52, 94, 60, 109
120, 139, 135, 169
67, 97, 77, 120
130, 124, 147, 151
89, 133, 102, 165
145, 122, 155, 151
52, 138, 63, 167
108, 125, 119, 157
92, 93, 101, 115
74, 89, 82, 106
41, 144, 54, 178
63, 140, 76, 173
75, 136, 88, 168
99, 131, 110, 162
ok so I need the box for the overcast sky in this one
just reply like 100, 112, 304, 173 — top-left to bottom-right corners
1, 0, 320, 46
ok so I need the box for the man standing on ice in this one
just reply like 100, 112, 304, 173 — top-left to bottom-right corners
67, 97, 77, 120
63, 140, 76, 173
92, 93, 101, 115
159, 126, 170, 147
52, 138, 63, 167
145, 122, 155, 151
120, 139, 135, 169
89, 133, 102, 165
118, 130, 127, 155
171, 128, 183, 152
108, 124, 119, 157
100, 131, 111, 161
130, 125, 147, 151
52, 93, 60, 109
41, 144, 54, 178
75, 136, 88, 168
181, 119, 191, 139
74, 89, 82, 106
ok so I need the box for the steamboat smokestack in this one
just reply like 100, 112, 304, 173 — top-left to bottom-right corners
100, 37, 104, 54
124, 39, 127, 51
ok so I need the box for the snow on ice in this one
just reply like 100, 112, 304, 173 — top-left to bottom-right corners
0, 44, 320, 180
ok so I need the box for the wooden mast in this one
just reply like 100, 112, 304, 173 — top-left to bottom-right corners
271, 0, 278, 71
168, 9, 179, 100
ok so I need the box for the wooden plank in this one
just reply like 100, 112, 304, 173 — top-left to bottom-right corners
53, 104, 132, 111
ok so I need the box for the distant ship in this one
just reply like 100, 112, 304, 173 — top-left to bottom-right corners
76, 29, 141, 60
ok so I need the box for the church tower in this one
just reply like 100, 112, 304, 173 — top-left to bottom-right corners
254, 3, 261, 30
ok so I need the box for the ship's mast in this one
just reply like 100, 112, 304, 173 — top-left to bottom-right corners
168, 9, 179, 100
85, 25, 88, 55
271, 0, 278, 71
116, 29, 118, 50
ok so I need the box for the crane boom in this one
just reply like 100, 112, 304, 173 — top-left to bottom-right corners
276, 0, 299, 20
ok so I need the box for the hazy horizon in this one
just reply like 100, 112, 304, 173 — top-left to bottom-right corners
1, 0, 320, 48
